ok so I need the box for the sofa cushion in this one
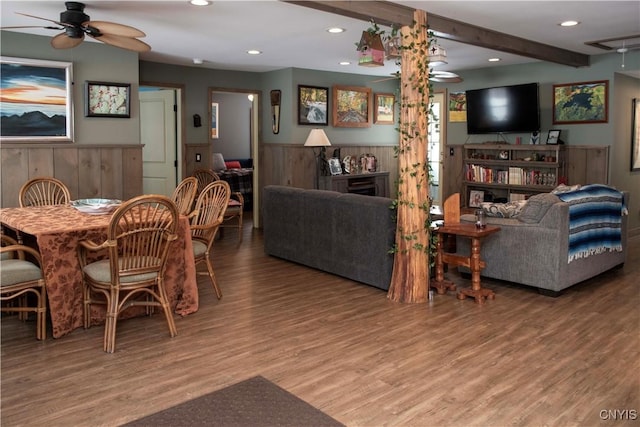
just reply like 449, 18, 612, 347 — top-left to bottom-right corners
480, 200, 526, 218
517, 193, 560, 224
212, 153, 226, 172
224, 160, 242, 169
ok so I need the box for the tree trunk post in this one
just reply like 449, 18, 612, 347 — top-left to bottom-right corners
387, 10, 431, 303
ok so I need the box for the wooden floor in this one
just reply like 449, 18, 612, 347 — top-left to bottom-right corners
2, 217, 639, 427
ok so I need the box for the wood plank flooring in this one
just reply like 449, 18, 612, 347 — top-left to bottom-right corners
2, 217, 639, 427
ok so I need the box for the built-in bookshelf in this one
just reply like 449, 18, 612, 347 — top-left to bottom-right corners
463, 144, 566, 206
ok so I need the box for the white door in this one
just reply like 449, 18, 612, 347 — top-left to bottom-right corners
428, 91, 446, 205
140, 89, 177, 196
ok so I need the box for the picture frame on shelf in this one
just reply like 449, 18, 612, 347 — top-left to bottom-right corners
328, 158, 343, 175
332, 85, 372, 128
374, 93, 394, 124
298, 85, 328, 126
469, 190, 484, 208
632, 98, 640, 171
553, 80, 608, 124
0, 56, 74, 142
530, 131, 540, 145
546, 129, 561, 145
85, 81, 131, 118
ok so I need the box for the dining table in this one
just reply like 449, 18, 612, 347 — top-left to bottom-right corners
0, 204, 199, 338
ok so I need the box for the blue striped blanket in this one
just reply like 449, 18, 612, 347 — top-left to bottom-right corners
556, 184, 624, 263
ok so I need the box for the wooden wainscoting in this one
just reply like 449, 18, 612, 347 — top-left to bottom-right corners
260, 144, 399, 196
1, 144, 143, 208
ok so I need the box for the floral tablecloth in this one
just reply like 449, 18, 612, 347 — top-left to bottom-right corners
0, 204, 198, 338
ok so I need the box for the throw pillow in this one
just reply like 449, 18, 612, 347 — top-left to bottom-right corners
480, 200, 527, 218
517, 193, 560, 224
225, 160, 242, 169
212, 153, 226, 171
551, 184, 581, 194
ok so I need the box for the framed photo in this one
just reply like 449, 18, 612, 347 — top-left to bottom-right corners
374, 93, 395, 124
469, 190, 484, 208
632, 98, 640, 171
546, 129, 561, 145
210, 102, 219, 139
448, 92, 467, 122
298, 85, 328, 125
332, 85, 372, 128
553, 80, 608, 124
85, 81, 131, 118
0, 56, 73, 142
328, 158, 342, 175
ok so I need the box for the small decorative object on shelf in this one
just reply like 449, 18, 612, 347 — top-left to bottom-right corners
475, 209, 486, 229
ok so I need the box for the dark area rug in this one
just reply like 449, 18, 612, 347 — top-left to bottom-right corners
122, 375, 345, 427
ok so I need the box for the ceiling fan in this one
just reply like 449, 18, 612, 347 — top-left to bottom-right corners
2, 2, 150, 52
371, 70, 463, 84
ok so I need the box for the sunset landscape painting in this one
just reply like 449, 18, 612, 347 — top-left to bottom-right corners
0, 57, 73, 141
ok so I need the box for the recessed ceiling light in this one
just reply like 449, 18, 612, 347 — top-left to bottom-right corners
339, 61, 351, 65
193, 58, 203, 65
560, 20, 580, 27
247, 50, 262, 55
190, 0, 211, 6
488, 57, 501, 62
327, 27, 345, 34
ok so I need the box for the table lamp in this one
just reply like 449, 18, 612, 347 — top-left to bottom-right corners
304, 129, 331, 189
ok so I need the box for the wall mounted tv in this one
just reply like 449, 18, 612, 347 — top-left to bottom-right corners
466, 82, 540, 134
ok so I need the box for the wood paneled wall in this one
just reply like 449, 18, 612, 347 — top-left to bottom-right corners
565, 145, 610, 185
1, 144, 143, 208
1, 143, 607, 210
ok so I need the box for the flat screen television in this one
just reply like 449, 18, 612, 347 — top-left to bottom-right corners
466, 83, 540, 134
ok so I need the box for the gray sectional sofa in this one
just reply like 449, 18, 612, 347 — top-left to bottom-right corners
262, 185, 396, 291
456, 190, 629, 295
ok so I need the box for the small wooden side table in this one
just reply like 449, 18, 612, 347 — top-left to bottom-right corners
431, 223, 501, 304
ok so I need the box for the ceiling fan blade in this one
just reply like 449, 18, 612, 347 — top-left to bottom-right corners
15, 12, 70, 28
51, 32, 84, 49
86, 21, 146, 38
1, 25, 63, 30
91, 33, 151, 52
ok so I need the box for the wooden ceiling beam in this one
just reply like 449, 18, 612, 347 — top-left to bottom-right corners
284, 0, 590, 68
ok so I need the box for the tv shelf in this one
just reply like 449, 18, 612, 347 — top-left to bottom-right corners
463, 144, 565, 206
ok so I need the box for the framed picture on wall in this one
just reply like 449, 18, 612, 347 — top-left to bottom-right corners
298, 85, 328, 125
553, 80, 608, 124
0, 56, 74, 142
85, 81, 131, 118
374, 93, 394, 124
632, 98, 640, 171
332, 85, 371, 128
211, 102, 219, 139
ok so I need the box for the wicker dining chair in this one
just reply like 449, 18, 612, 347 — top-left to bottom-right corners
0, 235, 47, 340
190, 180, 230, 299
192, 168, 244, 244
19, 176, 71, 207
77, 195, 179, 353
192, 168, 219, 196
171, 176, 198, 216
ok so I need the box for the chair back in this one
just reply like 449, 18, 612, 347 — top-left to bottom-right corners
19, 177, 71, 207
106, 195, 179, 284
191, 181, 230, 247
171, 176, 198, 216
192, 169, 220, 195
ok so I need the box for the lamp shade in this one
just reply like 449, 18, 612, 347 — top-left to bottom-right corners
304, 129, 331, 147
